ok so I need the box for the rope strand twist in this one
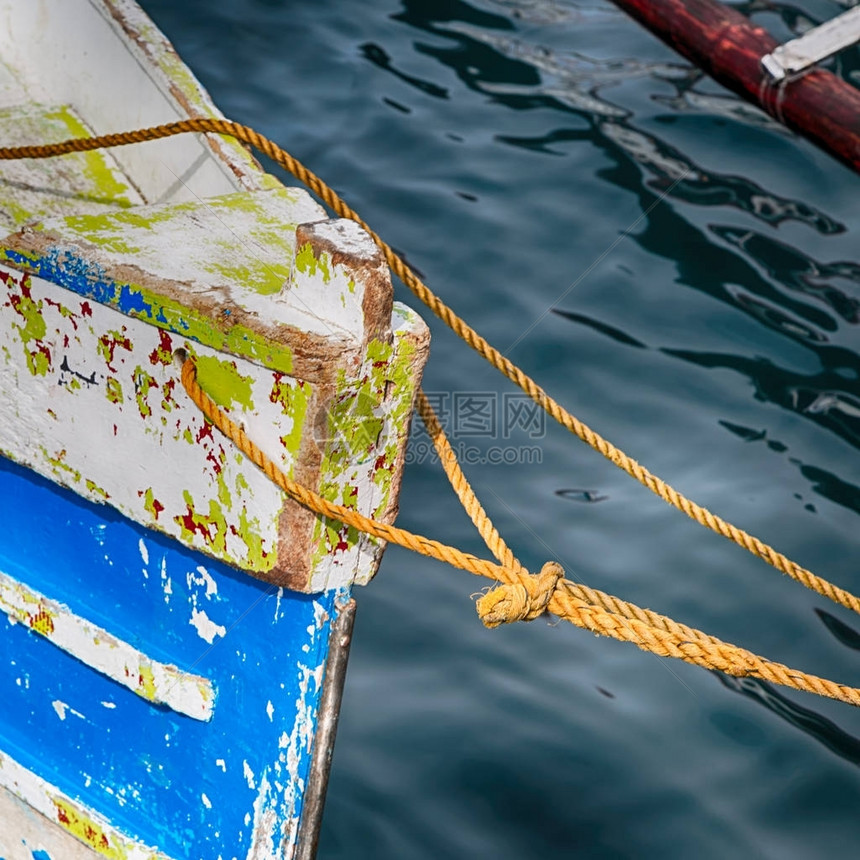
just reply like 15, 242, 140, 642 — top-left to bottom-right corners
4, 119, 860, 706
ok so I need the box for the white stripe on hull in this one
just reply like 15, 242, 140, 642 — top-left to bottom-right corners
0, 749, 173, 859
0, 570, 215, 720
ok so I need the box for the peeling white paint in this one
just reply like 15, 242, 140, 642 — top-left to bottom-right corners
51, 699, 68, 721
0, 748, 172, 859
201, 792, 212, 810
266, 701, 274, 722
188, 565, 217, 599
246, 662, 325, 859
189, 607, 226, 644
243, 760, 256, 790
312, 600, 327, 629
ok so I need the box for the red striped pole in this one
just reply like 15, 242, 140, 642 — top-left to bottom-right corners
609, 0, 860, 174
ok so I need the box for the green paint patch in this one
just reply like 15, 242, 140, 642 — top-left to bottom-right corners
97, 329, 133, 370
8, 279, 53, 376
132, 366, 158, 418
174, 490, 229, 557
0, 104, 141, 234
294, 242, 332, 283
194, 353, 255, 411
310, 327, 422, 571
41, 446, 82, 485
44, 107, 139, 210
105, 376, 123, 404
141, 487, 165, 520
85, 479, 109, 500
270, 373, 311, 458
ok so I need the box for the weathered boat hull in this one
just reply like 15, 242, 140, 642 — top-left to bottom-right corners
0, 0, 428, 857
0, 453, 354, 858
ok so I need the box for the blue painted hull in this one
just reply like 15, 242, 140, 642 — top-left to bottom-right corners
0, 455, 346, 857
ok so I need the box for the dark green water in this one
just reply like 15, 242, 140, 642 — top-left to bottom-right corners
140, 1, 860, 856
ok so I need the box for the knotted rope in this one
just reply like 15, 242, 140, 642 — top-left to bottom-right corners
179, 358, 860, 707
3, 119, 860, 706
0, 117, 855, 615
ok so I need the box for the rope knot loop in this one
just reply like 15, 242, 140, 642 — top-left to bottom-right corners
476, 562, 563, 629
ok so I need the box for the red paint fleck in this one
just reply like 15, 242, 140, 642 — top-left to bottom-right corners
113, 424, 118, 436
148, 328, 173, 366
28, 610, 54, 634
137, 488, 164, 518
161, 377, 177, 408
335, 538, 350, 552
178, 506, 211, 541
99, 331, 133, 372
196, 421, 214, 443
269, 371, 285, 404
0, 270, 10, 284
44, 296, 78, 330
32, 342, 52, 369
56, 804, 70, 825
80, 301, 92, 317
206, 447, 223, 474
374, 455, 391, 471
63, 333, 69, 348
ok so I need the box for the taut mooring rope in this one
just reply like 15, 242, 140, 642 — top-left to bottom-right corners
1, 117, 855, 615
4, 118, 860, 706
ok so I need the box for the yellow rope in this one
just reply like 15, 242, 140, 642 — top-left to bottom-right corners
4, 119, 860, 706
180, 358, 860, 707
0, 117, 855, 616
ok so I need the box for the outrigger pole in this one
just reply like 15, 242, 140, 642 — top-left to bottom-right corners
609, 0, 860, 175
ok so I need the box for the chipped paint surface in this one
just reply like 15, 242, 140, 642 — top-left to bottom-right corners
0, 0, 431, 855
0, 197, 429, 590
0, 570, 214, 721
0, 0, 279, 205
0, 750, 172, 859
0, 104, 144, 235
0, 263, 289, 576
0, 457, 342, 858
308, 309, 430, 591
96, 0, 282, 196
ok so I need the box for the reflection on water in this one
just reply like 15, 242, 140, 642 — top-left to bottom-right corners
360, 43, 449, 99
718, 419, 860, 515
652, 89, 789, 135
665, 346, 860, 451
712, 227, 860, 323
387, 3, 845, 233
600, 121, 843, 232
816, 609, 860, 651
718, 675, 860, 766
435, 21, 689, 119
